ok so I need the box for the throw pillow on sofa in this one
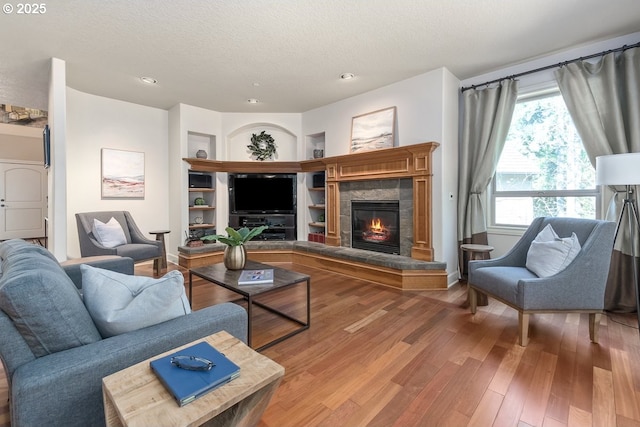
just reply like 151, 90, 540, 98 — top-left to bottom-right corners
0, 240, 102, 357
526, 223, 581, 277
81, 265, 191, 337
92, 217, 127, 248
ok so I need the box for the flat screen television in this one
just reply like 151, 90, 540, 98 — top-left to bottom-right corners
229, 173, 296, 214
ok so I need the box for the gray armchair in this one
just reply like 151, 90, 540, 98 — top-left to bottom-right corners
468, 217, 616, 346
75, 211, 163, 275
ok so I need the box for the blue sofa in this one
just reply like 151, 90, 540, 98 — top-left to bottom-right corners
0, 239, 248, 427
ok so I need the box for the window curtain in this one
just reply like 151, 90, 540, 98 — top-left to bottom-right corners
457, 79, 518, 278
555, 46, 640, 312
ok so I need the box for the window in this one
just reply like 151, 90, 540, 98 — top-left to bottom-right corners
491, 88, 598, 227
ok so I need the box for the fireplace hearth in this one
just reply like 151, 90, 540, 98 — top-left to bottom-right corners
351, 200, 400, 255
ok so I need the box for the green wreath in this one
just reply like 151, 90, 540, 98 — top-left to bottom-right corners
248, 131, 276, 161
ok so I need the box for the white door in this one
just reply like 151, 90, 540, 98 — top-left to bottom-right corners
0, 162, 47, 240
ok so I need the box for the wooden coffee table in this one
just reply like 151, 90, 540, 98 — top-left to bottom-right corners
189, 260, 310, 351
102, 331, 284, 427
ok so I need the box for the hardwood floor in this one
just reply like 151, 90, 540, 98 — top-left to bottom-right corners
1, 261, 639, 426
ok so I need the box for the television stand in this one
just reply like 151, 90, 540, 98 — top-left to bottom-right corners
229, 213, 296, 241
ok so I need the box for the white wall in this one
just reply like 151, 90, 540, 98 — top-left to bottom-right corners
65, 88, 169, 259
301, 67, 460, 283
167, 104, 222, 260
460, 31, 640, 258
49, 58, 68, 261
440, 69, 462, 283
221, 113, 302, 161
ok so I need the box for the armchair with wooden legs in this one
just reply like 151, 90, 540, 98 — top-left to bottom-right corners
468, 217, 616, 346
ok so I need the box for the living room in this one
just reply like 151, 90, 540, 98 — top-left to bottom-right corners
1, 2, 640, 426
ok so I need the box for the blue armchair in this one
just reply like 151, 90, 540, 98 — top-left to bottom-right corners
468, 217, 616, 346
75, 211, 163, 275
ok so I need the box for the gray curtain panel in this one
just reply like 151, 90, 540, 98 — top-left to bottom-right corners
555, 46, 640, 312
457, 79, 518, 277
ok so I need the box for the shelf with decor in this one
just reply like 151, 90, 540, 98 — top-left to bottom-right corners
307, 170, 326, 242
188, 223, 215, 229
188, 169, 216, 236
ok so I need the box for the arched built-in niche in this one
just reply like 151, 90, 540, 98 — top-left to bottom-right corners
226, 123, 298, 161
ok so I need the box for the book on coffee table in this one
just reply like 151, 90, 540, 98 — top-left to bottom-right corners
237, 269, 274, 285
150, 341, 240, 406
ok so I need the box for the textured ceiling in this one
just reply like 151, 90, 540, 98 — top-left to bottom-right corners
1, 0, 639, 113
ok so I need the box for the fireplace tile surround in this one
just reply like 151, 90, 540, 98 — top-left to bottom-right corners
341, 179, 413, 256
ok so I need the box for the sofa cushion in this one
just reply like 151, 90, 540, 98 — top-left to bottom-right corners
92, 217, 127, 248
526, 224, 581, 277
0, 241, 102, 357
81, 265, 191, 337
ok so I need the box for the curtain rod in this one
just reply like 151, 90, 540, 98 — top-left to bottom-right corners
460, 41, 640, 93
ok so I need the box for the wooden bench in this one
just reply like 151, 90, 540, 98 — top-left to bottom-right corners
178, 241, 447, 290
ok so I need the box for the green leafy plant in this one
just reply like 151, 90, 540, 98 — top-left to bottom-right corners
201, 226, 268, 246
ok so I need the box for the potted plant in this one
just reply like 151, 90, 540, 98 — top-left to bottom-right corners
201, 225, 268, 269
184, 231, 203, 247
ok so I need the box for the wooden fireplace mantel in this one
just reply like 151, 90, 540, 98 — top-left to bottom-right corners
183, 141, 439, 261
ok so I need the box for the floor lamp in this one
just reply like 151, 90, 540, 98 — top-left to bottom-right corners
596, 153, 640, 336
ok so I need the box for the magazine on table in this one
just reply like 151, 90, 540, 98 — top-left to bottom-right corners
237, 269, 274, 285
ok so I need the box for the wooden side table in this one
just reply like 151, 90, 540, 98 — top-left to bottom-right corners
460, 244, 494, 306
149, 230, 170, 271
102, 331, 284, 427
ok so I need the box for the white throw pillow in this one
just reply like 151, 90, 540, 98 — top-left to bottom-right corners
81, 265, 191, 337
526, 224, 582, 277
92, 217, 127, 248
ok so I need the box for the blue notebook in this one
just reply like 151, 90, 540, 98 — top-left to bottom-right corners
150, 341, 241, 406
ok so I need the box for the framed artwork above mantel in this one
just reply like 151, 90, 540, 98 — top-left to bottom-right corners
350, 106, 397, 153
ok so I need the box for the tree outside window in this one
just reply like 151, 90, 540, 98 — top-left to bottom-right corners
492, 90, 598, 226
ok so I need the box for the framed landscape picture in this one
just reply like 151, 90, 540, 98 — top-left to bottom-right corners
350, 106, 397, 153
101, 148, 145, 198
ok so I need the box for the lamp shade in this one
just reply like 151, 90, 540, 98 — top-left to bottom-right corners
596, 153, 640, 185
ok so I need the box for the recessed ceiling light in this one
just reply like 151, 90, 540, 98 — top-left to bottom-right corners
140, 76, 158, 85
247, 98, 259, 104
340, 72, 355, 80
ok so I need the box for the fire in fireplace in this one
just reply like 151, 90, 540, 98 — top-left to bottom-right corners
351, 200, 400, 254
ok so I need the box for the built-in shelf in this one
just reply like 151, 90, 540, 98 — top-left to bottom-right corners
309, 205, 325, 210
184, 158, 302, 173
187, 154, 216, 236
189, 223, 216, 229
309, 222, 326, 228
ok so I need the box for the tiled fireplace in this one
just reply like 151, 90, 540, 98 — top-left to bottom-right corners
340, 179, 413, 257
351, 200, 401, 254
